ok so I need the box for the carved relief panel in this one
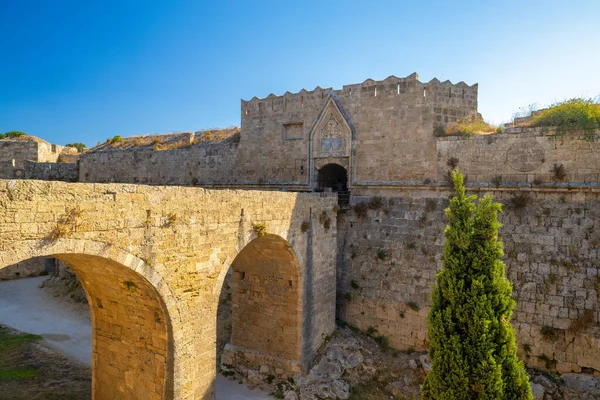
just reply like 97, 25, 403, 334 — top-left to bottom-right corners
312, 101, 351, 159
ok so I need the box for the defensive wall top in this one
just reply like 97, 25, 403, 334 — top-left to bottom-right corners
241, 73, 478, 115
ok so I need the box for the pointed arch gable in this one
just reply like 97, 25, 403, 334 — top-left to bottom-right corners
307, 93, 356, 190
308, 93, 355, 155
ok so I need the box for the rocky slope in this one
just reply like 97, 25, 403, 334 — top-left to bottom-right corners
222, 325, 600, 400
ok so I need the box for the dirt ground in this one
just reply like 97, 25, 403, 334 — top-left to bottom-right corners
0, 324, 91, 400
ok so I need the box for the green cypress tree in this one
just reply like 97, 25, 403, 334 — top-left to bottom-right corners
422, 170, 532, 400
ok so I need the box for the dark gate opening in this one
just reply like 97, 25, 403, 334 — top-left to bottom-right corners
317, 164, 349, 207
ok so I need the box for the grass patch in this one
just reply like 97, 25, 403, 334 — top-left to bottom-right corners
508, 193, 531, 211
491, 175, 502, 187
0, 326, 41, 353
300, 220, 310, 233
106, 135, 122, 145
353, 202, 369, 218
439, 116, 499, 137
530, 98, 600, 141
568, 309, 595, 333
0, 324, 90, 398
0, 131, 26, 140
425, 199, 437, 213
537, 354, 557, 370
532, 176, 544, 185
373, 335, 389, 350
551, 163, 567, 181
123, 280, 137, 292
540, 325, 559, 341
252, 222, 268, 237
0, 325, 42, 381
318, 211, 331, 232
0, 367, 40, 380
367, 197, 384, 210
447, 157, 459, 169
166, 212, 177, 226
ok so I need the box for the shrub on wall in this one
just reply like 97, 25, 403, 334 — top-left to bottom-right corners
422, 170, 532, 399
439, 117, 499, 137
65, 142, 87, 153
0, 131, 26, 139
530, 98, 600, 141
252, 222, 268, 237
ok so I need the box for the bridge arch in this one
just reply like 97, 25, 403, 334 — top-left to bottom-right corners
215, 229, 306, 379
0, 239, 177, 400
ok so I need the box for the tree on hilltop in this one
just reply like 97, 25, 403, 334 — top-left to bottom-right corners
422, 170, 532, 400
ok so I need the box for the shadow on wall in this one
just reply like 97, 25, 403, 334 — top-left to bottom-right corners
0, 256, 55, 280
217, 235, 303, 372
211, 193, 337, 399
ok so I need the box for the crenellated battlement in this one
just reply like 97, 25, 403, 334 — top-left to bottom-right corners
241, 73, 478, 117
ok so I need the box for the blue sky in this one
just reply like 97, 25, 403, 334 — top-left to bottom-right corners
1, 0, 599, 146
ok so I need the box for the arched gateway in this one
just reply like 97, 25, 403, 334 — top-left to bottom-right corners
308, 93, 355, 207
317, 163, 348, 192
0, 180, 337, 399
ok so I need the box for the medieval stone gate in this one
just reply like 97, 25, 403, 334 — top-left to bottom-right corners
0, 180, 337, 399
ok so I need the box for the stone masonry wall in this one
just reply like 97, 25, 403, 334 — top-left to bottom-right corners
23, 160, 79, 182
36, 140, 63, 163
0, 139, 65, 179
79, 142, 238, 184
0, 256, 50, 280
337, 188, 600, 374
0, 140, 39, 177
237, 73, 478, 186
0, 180, 337, 399
73, 74, 478, 188
230, 235, 302, 363
436, 127, 600, 185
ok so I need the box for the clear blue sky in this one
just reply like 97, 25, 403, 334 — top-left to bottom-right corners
1, 0, 599, 146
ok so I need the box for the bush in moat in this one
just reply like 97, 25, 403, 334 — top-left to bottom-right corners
422, 170, 532, 399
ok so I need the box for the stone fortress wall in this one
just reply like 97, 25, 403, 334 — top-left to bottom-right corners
235, 73, 478, 185
72, 73, 480, 187
435, 127, 600, 185
337, 188, 600, 374
79, 132, 239, 185
0, 136, 77, 180
4, 72, 600, 377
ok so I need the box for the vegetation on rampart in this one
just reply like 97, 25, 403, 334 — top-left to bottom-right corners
65, 142, 87, 152
438, 98, 600, 141
0, 131, 26, 139
98, 127, 240, 151
435, 117, 501, 137
196, 127, 240, 143
529, 98, 600, 140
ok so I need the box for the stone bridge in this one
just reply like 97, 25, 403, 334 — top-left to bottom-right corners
0, 180, 337, 399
